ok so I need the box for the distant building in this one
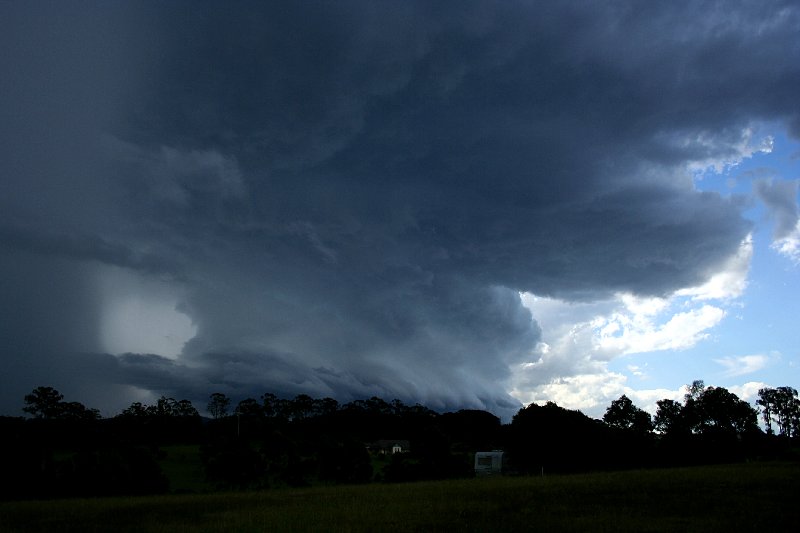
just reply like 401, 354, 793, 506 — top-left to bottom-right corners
370, 439, 411, 455
474, 451, 504, 476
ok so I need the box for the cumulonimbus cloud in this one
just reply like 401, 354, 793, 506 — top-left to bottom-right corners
1, 1, 799, 417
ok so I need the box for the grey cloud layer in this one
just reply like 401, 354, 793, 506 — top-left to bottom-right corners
1, 1, 798, 416
755, 179, 799, 239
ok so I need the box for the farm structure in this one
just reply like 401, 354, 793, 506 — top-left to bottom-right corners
369, 440, 411, 455
474, 451, 504, 476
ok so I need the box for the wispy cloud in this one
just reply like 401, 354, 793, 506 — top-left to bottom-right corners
714, 354, 774, 377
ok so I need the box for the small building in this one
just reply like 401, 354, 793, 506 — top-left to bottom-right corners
474, 451, 504, 476
370, 439, 410, 455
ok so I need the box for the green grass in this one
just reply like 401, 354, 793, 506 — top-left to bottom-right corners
157, 445, 213, 494
2, 462, 798, 532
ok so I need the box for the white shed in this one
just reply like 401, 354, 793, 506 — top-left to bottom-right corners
474, 451, 504, 476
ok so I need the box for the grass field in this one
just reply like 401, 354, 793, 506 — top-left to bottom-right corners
2, 462, 798, 532
158, 445, 214, 494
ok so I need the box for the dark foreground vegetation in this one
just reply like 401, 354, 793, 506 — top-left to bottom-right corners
1, 462, 798, 532
1, 382, 798, 501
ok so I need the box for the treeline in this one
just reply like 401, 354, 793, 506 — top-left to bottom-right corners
1, 382, 798, 501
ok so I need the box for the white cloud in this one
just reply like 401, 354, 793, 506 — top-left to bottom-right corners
511, 372, 628, 415
594, 303, 725, 355
688, 128, 773, 176
627, 364, 646, 379
510, 370, 691, 419
728, 381, 768, 403
714, 352, 778, 378
771, 220, 800, 263
625, 386, 687, 416
676, 234, 752, 300
512, 237, 754, 415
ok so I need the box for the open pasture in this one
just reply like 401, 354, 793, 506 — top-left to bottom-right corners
2, 462, 798, 532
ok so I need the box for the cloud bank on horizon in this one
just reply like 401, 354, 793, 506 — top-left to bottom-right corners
1, 1, 799, 418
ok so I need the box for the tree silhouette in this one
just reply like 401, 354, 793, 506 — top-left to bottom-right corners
120, 402, 149, 418
148, 396, 178, 417
175, 399, 199, 418
23, 386, 65, 419
11, 383, 796, 500
510, 401, 608, 473
288, 394, 315, 421
118, 398, 199, 421
689, 385, 758, 436
311, 397, 339, 417
685, 380, 705, 403
208, 392, 231, 419
654, 399, 687, 436
260, 393, 287, 419
58, 401, 100, 421
756, 387, 777, 435
603, 395, 653, 433
236, 398, 263, 417
22, 387, 96, 420
769, 386, 799, 437
756, 386, 800, 438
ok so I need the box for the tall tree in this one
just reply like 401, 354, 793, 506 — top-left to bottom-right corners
679, 380, 706, 431
208, 392, 231, 419
685, 380, 705, 403
261, 393, 287, 419
756, 387, 777, 435
148, 396, 178, 417
58, 401, 100, 421
653, 399, 687, 436
603, 395, 653, 433
693, 386, 759, 436
312, 397, 339, 417
510, 401, 608, 474
791, 401, 800, 439
23, 386, 99, 420
175, 399, 199, 418
236, 398, 263, 417
289, 394, 315, 420
23, 386, 65, 419
120, 401, 149, 418
772, 386, 799, 437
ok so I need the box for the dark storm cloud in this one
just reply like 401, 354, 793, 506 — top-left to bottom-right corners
0, 224, 176, 275
2, 1, 799, 416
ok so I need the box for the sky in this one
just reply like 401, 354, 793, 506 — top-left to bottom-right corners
1, 1, 798, 421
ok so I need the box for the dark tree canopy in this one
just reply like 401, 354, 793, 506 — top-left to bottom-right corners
5, 381, 800, 502
691, 386, 759, 436
685, 380, 705, 403
510, 401, 609, 474
654, 399, 687, 436
58, 401, 100, 421
120, 402, 149, 418
23, 386, 64, 419
757, 386, 799, 437
118, 397, 199, 419
208, 392, 231, 419
22, 386, 98, 420
235, 398, 263, 418
603, 395, 653, 434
